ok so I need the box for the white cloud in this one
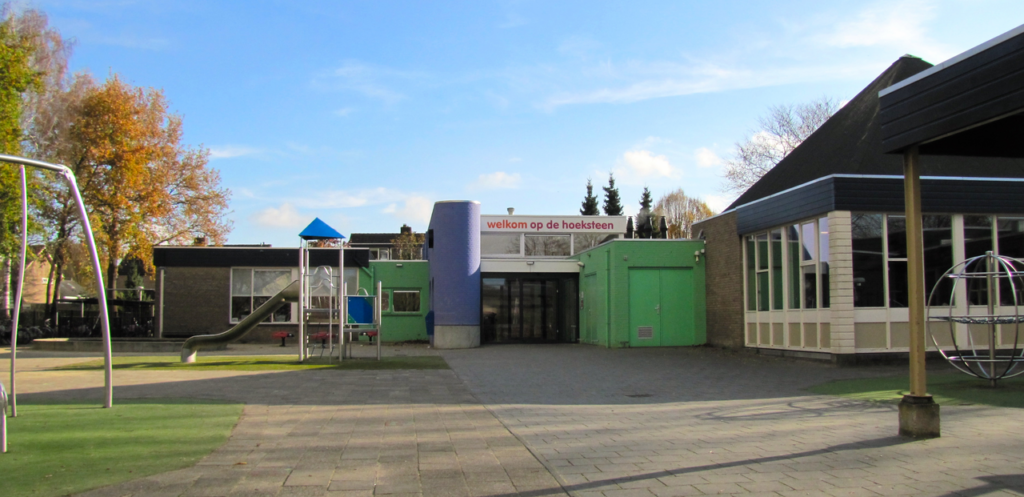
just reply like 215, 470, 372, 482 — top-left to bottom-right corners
251, 203, 305, 228
613, 150, 680, 184
694, 147, 724, 168
820, 0, 954, 63
469, 172, 522, 190
704, 194, 737, 213
209, 145, 261, 160
383, 195, 434, 224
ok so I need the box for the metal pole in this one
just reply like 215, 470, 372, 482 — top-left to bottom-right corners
0, 154, 112, 408
987, 251, 997, 387
158, 268, 165, 339
1, 381, 7, 452
298, 241, 305, 362
9, 166, 27, 417
904, 146, 928, 398
377, 280, 382, 361
63, 171, 113, 408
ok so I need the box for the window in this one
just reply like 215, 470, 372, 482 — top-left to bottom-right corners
573, 233, 617, 254
787, 225, 800, 309
801, 220, 818, 309
770, 229, 783, 310
381, 291, 391, 312
745, 217, 830, 312
852, 214, 884, 307
997, 217, 1024, 306
231, 268, 293, 323
482, 233, 521, 256
393, 291, 420, 312
525, 235, 571, 257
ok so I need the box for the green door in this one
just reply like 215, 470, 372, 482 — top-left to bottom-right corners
659, 268, 696, 346
629, 269, 662, 347
629, 268, 695, 347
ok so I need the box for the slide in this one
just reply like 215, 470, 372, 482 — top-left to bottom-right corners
181, 280, 301, 363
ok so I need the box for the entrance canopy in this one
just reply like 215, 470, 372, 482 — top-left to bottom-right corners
880, 24, 1024, 157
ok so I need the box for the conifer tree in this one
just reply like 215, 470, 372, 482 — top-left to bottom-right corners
602, 174, 623, 216
580, 179, 600, 215
636, 186, 654, 238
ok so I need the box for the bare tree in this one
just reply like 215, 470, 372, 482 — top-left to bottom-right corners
724, 96, 840, 194
653, 188, 715, 239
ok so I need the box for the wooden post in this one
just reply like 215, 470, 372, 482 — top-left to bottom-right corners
899, 145, 940, 437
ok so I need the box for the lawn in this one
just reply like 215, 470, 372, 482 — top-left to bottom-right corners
0, 399, 242, 497
809, 371, 1024, 408
54, 355, 449, 371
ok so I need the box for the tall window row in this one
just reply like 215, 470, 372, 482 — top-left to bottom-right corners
852, 213, 1024, 308
746, 217, 830, 311
481, 232, 619, 257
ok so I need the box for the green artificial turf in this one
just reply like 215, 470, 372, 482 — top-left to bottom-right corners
55, 355, 449, 371
0, 399, 242, 497
809, 371, 1024, 408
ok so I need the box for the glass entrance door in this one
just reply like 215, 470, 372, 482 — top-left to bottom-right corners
481, 274, 578, 343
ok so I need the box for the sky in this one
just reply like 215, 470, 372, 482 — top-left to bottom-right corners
23, 0, 1024, 247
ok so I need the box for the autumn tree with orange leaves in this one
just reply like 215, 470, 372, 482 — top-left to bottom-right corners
71, 76, 231, 291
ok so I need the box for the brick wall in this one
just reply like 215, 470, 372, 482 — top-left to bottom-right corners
694, 212, 744, 348
159, 267, 231, 337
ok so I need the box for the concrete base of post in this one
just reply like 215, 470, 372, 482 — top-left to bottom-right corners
433, 325, 480, 349
899, 394, 940, 438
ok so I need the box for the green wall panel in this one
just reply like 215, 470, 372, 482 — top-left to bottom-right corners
359, 261, 430, 342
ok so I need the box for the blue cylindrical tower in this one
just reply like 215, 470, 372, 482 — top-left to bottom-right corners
426, 200, 481, 348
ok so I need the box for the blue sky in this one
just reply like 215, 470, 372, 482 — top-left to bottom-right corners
30, 0, 1024, 246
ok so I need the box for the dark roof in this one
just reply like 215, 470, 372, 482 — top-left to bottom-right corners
348, 233, 401, 245
729, 56, 1024, 210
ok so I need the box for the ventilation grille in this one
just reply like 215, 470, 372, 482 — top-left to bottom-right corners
637, 326, 654, 340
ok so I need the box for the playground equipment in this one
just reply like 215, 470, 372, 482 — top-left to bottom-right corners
297, 218, 382, 362
181, 280, 301, 363
181, 217, 383, 363
0, 154, 113, 413
928, 251, 1024, 386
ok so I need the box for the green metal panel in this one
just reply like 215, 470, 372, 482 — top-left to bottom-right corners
582, 273, 598, 344
629, 269, 662, 347
659, 268, 696, 346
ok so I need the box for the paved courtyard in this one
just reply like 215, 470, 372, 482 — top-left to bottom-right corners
2, 344, 1024, 496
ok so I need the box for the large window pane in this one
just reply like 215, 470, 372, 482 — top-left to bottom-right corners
852, 214, 884, 307
888, 260, 908, 307
482, 233, 521, 256
801, 222, 816, 262
746, 237, 756, 311
924, 215, 953, 306
231, 268, 252, 295
757, 234, 768, 271
819, 217, 830, 308
525, 235, 571, 256
757, 273, 769, 311
802, 266, 817, 309
254, 270, 291, 296
965, 215, 993, 259
573, 233, 616, 254
965, 215, 993, 305
887, 216, 907, 258
771, 229, 783, 310
231, 296, 251, 321
788, 226, 800, 309
998, 218, 1024, 306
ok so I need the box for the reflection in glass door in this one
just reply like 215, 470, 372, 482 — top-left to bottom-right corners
481, 274, 578, 343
